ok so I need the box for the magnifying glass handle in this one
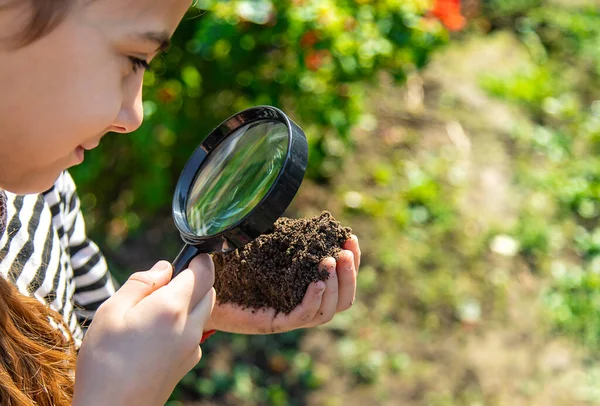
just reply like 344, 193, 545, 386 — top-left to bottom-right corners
172, 244, 204, 279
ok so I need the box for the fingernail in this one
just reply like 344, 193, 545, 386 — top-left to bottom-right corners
345, 252, 354, 270
316, 281, 326, 293
151, 261, 170, 273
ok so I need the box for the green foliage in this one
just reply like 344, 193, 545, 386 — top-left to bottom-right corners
169, 331, 331, 405
71, 0, 448, 249
481, 3, 600, 349
544, 259, 600, 352
483, 0, 541, 18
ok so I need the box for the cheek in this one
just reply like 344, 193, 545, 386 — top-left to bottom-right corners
32, 19, 124, 143
29, 59, 122, 150
61, 82, 123, 138
20, 75, 122, 158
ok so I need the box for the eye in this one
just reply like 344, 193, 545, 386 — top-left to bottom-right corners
128, 56, 151, 73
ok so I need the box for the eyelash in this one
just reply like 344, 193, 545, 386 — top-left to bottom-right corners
128, 56, 151, 73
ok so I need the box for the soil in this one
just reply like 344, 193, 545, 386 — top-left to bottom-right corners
212, 211, 352, 314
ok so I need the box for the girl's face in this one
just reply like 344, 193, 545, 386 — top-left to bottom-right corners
0, 0, 191, 194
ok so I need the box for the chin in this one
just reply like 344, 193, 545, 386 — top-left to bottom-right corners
0, 169, 62, 195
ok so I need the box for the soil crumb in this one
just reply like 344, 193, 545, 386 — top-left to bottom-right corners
213, 211, 352, 314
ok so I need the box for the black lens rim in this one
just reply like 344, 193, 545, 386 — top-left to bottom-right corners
172, 105, 308, 253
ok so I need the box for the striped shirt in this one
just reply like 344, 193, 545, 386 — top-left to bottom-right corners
0, 171, 116, 347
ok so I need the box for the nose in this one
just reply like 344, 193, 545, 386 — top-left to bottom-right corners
111, 78, 144, 134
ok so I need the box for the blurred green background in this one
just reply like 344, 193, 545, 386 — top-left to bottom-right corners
71, 0, 600, 404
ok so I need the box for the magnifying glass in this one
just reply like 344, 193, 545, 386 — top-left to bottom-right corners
171, 106, 308, 277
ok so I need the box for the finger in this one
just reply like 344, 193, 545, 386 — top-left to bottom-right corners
307, 257, 338, 327
109, 261, 173, 309
272, 280, 326, 331
188, 287, 217, 335
181, 344, 203, 372
335, 250, 357, 312
343, 235, 361, 272
161, 254, 215, 312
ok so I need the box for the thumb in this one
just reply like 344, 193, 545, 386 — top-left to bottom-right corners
110, 261, 173, 309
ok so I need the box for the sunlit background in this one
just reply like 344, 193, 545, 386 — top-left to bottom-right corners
71, 0, 600, 404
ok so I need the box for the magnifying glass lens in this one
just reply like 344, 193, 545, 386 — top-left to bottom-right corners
186, 120, 289, 237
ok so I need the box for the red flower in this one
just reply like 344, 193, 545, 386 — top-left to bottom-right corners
431, 0, 466, 31
300, 30, 319, 49
304, 50, 331, 71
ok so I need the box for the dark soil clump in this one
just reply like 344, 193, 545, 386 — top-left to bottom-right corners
213, 211, 352, 314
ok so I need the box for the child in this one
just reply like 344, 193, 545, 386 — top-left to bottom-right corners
0, 0, 361, 405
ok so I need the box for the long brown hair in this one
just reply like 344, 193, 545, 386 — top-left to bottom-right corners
1, 1, 78, 405
2, 0, 73, 47
0, 278, 76, 405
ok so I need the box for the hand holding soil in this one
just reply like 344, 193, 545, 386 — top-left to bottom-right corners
204, 212, 360, 334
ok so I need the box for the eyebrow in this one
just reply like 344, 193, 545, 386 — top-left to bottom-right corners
133, 31, 172, 52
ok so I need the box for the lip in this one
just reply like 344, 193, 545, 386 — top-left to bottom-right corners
74, 146, 85, 164
80, 141, 100, 151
